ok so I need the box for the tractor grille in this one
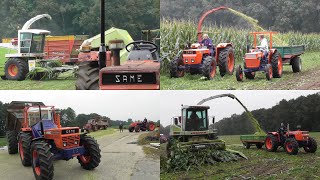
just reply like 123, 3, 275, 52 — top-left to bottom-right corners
62, 135, 80, 148
102, 73, 157, 85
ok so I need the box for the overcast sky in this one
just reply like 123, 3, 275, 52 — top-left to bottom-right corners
0, 91, 160, 121
160, 90, 320, 126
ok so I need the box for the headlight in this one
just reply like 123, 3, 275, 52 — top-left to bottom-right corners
63, 142, 67, 147
185, 60, 188, 63
191, 59, 195, 63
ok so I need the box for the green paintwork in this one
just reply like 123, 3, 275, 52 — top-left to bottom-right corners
273, 45, 305, 59
178, 139, 226, 150
90, 27, 134, 62
240, 134, 266, 142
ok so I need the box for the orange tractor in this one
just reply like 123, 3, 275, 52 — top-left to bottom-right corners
170, 6, 235, 80
5, 101, 101, 179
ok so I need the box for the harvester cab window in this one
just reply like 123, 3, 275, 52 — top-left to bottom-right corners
20, 33, 32, 53
185, 109, 208, 131
30, 34, 45, 53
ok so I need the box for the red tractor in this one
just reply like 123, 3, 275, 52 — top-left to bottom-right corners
5, 101, 101, 179
265, 125, 317, 155
128, 119, 155, 132
170, 6, 235, 80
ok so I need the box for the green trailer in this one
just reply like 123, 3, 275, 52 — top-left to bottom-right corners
240, 134, 267, 149
274, 45, 305, 73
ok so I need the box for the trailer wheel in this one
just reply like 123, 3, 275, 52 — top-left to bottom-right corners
5, 58, 28, 81
236, 65, 243, 81
284, 138, 299, 155
265, 134, 278, 152
19, 133, 32, 166
134, 126, 140, 132
170, 57, 185, 78
77, 136, 101, 170
256, 143, 263, 149
265, 64, 273, 81
201, 56, 216, 80
244, 142, 250, 149
291, 56, 302, 73
271, 52, 283, 78
31, 141, 54, 180
218, 46, 235, 76
76, 61, 99, 90
304, 137, 317, 153
6, 131, 18, 154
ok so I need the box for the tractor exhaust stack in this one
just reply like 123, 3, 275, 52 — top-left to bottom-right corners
99, 0, 106, 69
109, 40, 124, 66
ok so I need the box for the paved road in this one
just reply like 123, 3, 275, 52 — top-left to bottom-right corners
0, 131, 159, 180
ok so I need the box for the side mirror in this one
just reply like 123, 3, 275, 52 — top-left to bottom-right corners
174, 118, 178, 125
212, 117, 215, 124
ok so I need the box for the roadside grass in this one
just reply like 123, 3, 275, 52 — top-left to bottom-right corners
0, 138, 6, 147
161, 132, 320, 179
160, 52, 320, 90
86, 128, 118, 139
138, 131, 160, 159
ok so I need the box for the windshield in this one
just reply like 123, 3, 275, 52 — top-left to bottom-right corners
30, 34, 45, 53
185, 109, 208, 131
28, 107, 53, 126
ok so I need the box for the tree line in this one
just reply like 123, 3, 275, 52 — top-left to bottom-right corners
161, 0, 320, 33
0, 0, 160, 41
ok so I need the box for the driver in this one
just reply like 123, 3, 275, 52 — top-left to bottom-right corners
143, 117, 148, 124
258, 35, 269, 60
278, 122, 287, 143
200, 34, 215, 56
190, 111, 200, 130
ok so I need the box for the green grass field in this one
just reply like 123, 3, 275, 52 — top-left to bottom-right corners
0, 138, 6, 147
86, 128, 118, 139
161, 52, 320, 90
161, 132, 320, 179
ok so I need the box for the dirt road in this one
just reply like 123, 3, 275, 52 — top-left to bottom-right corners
0, 131, 159, 180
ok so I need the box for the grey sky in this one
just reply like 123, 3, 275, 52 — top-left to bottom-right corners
0, 91, 160, 121
160, 90, 319, 126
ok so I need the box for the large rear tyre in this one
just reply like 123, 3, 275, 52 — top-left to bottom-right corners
76, 61, 99, 90
265, 134, 278, 152
170, 57, 185, 78
218, 46, 235, 76
201, 56, 216, 80
271, 52, 283, 78
265, 64, 273, 81
304, 137, 317, 153
19, 133, 32, 166
291, 56, 302, 73
284, 138, 299, 155
147, 122, 155, 131
5, 58, 29, 81
6, 131, 18, 154
31, 141, 54, 180
77, 136, 101, 170
236, 65, 243, 81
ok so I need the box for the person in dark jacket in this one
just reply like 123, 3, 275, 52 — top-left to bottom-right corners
200, 34, 215, 56
119, 122, 123, 133
278, 123, 287, 143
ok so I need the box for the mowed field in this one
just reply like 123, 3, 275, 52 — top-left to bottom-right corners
161, 52, 320, 90
160, 132, 320, 180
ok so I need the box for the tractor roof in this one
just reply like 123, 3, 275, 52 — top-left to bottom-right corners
182, 105, 210, 110
19, 29, 51, 35
7, 101, 45, 112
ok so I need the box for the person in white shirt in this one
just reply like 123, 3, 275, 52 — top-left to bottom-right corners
258, 35, 269, 60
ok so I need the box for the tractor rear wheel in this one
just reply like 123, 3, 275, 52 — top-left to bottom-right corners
304, 137, 317, 153
284, 138, 299, 155
236, 65, 243, 81
265, 134, 278, 152
128, 126, 134, 132
147, 122, 155, 131
5, 58, 28, 80
265, 64, 273, 81
170, 57, 185, 78
19, 132, 32, 166
256, 143, 263, 149
6, 131, 18, 154
76, 61, 99, 90
271, 52, 283, 78
201, 56, 217, 80
218, 46, 235, 76
77, 136, 101, 170
31, 141, 54, 180
291, 56, 302, 73
134, 126, 140, 132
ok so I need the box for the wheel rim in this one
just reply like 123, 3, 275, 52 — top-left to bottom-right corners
149, 124, 155, 131
228, 53, 234, 72
33, 150, 41, 176
286, 142, 293, 153
278, 56, 283, 75
8, 64, 18, 76
269, 66, 273, 78
19, 140, 24, 160
210, 61, 216, 78
79, 154, 91, 164
266, 137, 272, 150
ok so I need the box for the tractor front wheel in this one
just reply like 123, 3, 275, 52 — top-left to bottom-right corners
291, 56, 302, 73
19, 133, 32, 166
201, 56, 217, 80
265, 134, 278, 152
31, 141, 54, 180
77, 136, 101, 170
6, 131, 18, 154
134, 126, 141, 132
271, 52, 283, 78
5, 58, 29, 80
170, 57, 185, 78
218, 46, 235, 76
265, 64, 273, 81
284, 138, 299, 155
304, 137, 317, 153
128, 126, 134, 132
236, 65, 243, 81
76, 61, 99, 90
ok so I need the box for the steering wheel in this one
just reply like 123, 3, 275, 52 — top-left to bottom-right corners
125, 40, 158, 54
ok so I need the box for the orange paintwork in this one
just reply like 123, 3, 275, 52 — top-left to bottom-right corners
245, 52, 263, 68
78, 51, 112, 66
44, 128, 80, 149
